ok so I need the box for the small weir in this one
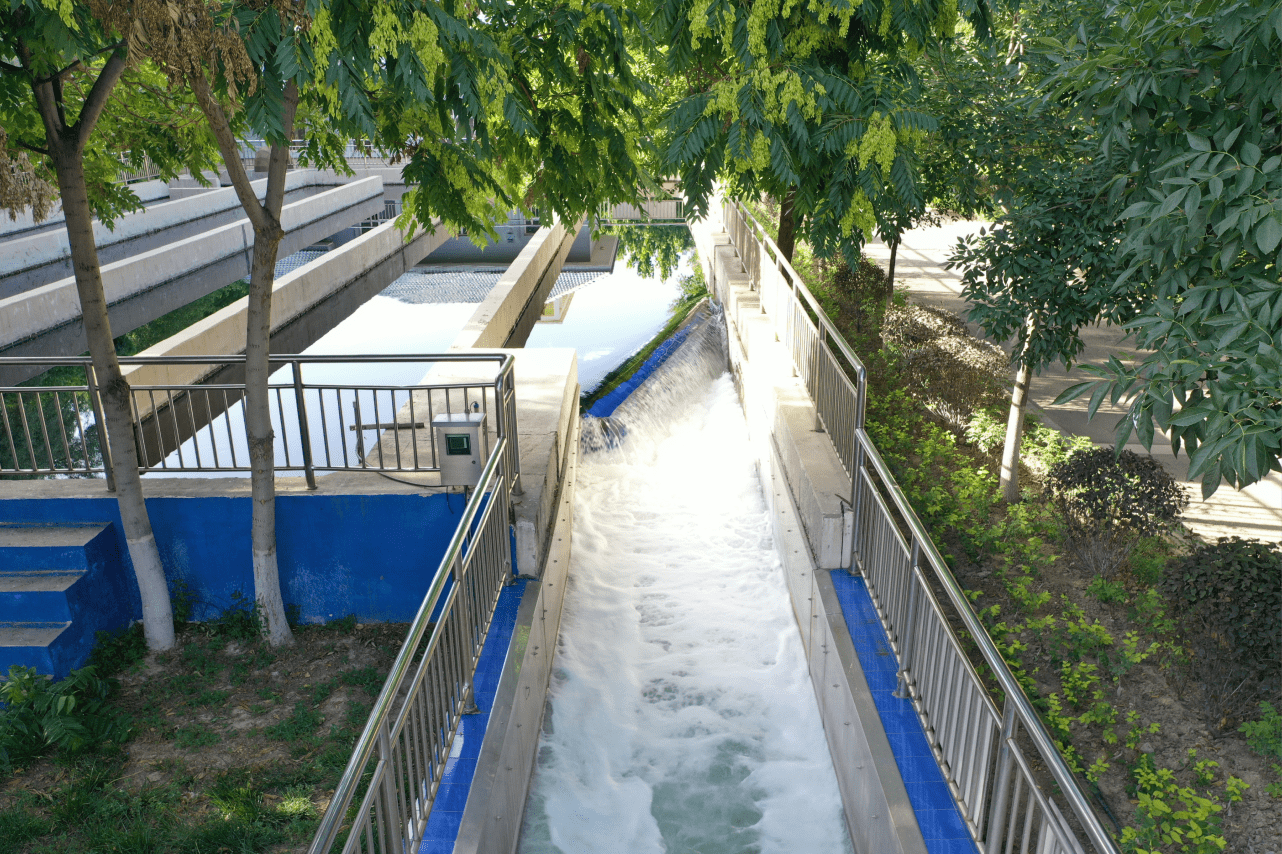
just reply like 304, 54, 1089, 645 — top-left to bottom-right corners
519, 315, 854, 854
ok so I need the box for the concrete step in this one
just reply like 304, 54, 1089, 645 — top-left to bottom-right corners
0, 572, 84, 623
0, 524, 106, 571
0, 621, 75, 676
0, 523, 132, 678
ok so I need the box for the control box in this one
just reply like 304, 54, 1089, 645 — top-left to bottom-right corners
432, 412, 488, 487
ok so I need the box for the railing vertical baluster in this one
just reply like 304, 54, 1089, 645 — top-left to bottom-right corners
292, 361, 317, 488
85, 367, 115, 490
986, 700, 1019, 854
15, 392, 36, 471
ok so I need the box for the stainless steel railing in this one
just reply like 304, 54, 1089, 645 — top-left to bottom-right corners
723, 202, 868, 473
308, 436, 515, 854
0, 354, 520, 492
720, 201, 1119, 854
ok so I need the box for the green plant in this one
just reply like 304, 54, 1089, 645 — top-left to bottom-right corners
1121, 754, 1229, 854
1239, 703, 1282, 760
1048, 448, 1188, 577
1087, 575, 1127, 604
0, 666, 130, 771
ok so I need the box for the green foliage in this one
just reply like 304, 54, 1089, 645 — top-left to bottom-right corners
173, 724, 219, 749
967, 410, 1096, 481
1121, 755, 1229, 854
607, 223, 694, 281
1238, 703, 1282, 761
1162, 538, 1282, 676
658, 0, 992, 263
0, 665, 130, 772
1048, 448, 1188, 576
1051, 0, 1282, 496
1087, 576, 1126, 604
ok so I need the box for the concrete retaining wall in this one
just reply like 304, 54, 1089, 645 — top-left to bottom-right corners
452, 222, 578, 349
690, 210, 927, 854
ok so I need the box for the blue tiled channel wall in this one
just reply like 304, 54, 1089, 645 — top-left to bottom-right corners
829, 571, 980, 854
418, 580, 528, 854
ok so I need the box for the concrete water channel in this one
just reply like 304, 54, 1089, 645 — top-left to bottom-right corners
0, 175, 1118, 854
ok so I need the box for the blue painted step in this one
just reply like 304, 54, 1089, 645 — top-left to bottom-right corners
0, 524, 133, 679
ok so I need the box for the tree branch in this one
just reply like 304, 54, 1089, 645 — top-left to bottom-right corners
72, 50, 127, 152
0, 59, 25, 76
191, 70, 274, 234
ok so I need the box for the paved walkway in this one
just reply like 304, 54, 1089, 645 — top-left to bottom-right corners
862, 221, 1281, 544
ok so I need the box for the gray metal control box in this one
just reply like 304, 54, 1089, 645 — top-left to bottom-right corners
432, 412, 487, 487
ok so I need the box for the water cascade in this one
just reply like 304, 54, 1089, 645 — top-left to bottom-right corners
520, 311, 854, 853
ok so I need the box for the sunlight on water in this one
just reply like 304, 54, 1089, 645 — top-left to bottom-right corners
519, 325, 852, 854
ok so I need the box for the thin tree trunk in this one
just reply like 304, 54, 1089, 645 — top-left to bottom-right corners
776, 189, 798, 262
29, 53, 175, 651
885, 237, 899, 309
1000, 319, 1037, 503
192, 74, 298, 646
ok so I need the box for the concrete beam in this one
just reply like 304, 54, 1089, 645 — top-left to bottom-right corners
451, 222, 578, 350
0, 177, 384, 386
0, 170, 349, 298
120, 217, 456, 399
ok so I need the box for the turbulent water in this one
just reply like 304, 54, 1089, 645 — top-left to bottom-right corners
518, 320, 853, 854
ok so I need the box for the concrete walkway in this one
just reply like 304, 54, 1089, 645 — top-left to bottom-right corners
862, 221, 1281, 544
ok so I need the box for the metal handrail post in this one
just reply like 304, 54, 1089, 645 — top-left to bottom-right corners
986, 699, 1019, 854
894, 537, 923, 699
85, 365, 115, 492
292, 361, 317, 489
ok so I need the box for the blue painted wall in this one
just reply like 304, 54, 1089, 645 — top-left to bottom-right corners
0, 489, 476, 628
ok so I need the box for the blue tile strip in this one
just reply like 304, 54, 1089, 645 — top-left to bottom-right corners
586, 319, 699, 417
418, 580, 528, 854
828, 572, 979, 854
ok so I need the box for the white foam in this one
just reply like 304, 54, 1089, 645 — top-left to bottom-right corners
519, 374, 852, 854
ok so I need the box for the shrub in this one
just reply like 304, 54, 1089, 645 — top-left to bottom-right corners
1047, 448, 1187, 577
0, 665, 131, 772
1163, 538, 1281, 681
883, 304, 1008, 427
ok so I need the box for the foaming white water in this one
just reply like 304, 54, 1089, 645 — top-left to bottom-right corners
519, 372, 853, 854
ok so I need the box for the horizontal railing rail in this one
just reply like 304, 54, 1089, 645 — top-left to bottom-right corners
720, 200, 1117, 854
308, 436, 514, 854
0, 354, 520, 492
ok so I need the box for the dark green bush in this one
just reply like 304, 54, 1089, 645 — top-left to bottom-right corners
1162, 537, 1281, 679
1047, 448, 1187, 576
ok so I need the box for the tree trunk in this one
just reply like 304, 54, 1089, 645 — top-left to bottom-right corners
34, 65, 175, 651
1000, 323, 1037, 503
885, 237, 899, 309
189, 72, 295, 645
244, 218, 293, 647
775, 189, 798, 263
